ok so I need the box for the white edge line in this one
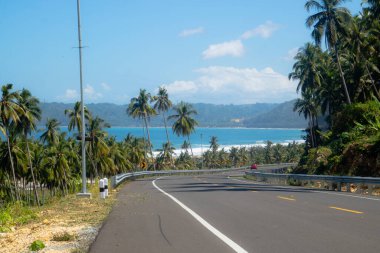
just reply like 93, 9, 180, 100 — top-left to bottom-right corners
228, 176, 380, 201
153, 177, 248, 253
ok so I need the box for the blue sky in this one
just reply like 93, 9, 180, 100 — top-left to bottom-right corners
0, 0, 362, 105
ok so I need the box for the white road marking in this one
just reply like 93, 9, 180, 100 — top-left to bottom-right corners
153, 178, 248, 253
227, 176, 380, 201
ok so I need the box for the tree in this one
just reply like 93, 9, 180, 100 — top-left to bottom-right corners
0, 84, 24, 200
16, 89, 41, 205
153, 87, 172, 145
169, 102, 198, 156
294, 90, 319, 148
64, 101, 90, 134
40, 118, 61, 146
127, 89, 157, 164
86, 116, 110, 178
289, 43, 323, 93
305, 0, 352, 104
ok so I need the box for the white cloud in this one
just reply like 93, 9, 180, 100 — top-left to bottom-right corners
202, 40, 244, 59
61, 89, 78, 100
241, 21, 280, 39
163, 66, 297, 104
179, 27, 204, 37
283, 47, 299, 61
101, 82, 111, 91
84, 84, 103, 100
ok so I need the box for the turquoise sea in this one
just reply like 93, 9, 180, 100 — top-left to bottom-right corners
58, 127, 304, 150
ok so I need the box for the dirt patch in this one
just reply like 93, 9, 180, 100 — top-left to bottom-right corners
0, 186, 118, 253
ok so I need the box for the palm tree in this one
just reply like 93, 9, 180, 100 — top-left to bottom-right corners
289, 43, 323, 93
64, 101, 90, 134
169, 102, 198, 156
294, 90, 319, 148
153, 87, 172, 145
305, 0, 352, 104
209, 136, 219, 153
156, 142, 175, 170
0, 84, 24, 200
127, 89, 157, 163
86, 116, 110, 178
16, 89, 41, 205
40, 118, 61, 146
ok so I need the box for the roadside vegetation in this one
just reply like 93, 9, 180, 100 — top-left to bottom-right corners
289, 0, 380, 176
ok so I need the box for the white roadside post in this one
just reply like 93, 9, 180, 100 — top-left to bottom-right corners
104, 178, 108, 197
99, 179, 105, 199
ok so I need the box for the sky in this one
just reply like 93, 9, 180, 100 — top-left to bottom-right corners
0, 0, 362, 105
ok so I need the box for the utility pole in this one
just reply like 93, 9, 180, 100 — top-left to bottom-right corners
76, 0, 90, 198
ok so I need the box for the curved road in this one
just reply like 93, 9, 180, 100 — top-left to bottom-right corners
90, 172, 380, 253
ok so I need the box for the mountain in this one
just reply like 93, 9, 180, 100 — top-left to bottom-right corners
38, 101, 307, 128
243, 100, 307, 128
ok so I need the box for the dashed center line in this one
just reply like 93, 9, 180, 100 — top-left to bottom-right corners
329, 206, 364, 214
277, 196, 296, 201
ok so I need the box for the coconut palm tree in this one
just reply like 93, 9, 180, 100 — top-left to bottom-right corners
40, 118, 61, 146
289, 43, 324, 93
127, 89, 157, 163
305, 0, 352, 104
86, 116, 110, 178
169, 102, 198, 156
0, 84, 24, 200
153, 87, 172, 145
64, 101, 90, 134
16, 89, 41, 205
294, 90, 319, 148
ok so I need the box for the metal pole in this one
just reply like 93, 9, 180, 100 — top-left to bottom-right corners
76, 0, 90, 197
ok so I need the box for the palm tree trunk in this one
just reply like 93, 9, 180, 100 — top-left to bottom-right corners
163, 112, 170, 144
365, 64, 380, 99
308, 117, 315, 148
25, 140, 40, 206
6, 134, 20, 201
143, 115, 154, 168
162, 112, 174, 167
335, 46, 352, 104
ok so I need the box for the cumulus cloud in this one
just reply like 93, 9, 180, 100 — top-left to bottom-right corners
162, 66, 297, 104
101, 82, 111, 91
63, 89, 78, 100
84, 84, 103, 100
202, 40, 244, 59
179, 27, 204, 37
241, 21, 280, 39
283, 47, 299, 61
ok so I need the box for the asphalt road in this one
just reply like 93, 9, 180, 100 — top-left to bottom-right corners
90, 172, 380, 253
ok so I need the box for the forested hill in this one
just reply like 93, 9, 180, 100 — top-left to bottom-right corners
39, 100, 307, 128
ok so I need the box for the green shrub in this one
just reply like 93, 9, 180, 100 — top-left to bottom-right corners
29, 240, 45, 251
333, 101, 380, 136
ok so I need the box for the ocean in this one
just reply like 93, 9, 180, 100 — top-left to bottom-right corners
72, 127, 304, 149
35, 127, 303, 156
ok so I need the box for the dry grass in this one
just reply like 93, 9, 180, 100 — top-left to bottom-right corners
0, 182, 118, 253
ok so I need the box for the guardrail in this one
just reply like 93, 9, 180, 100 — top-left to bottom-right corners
111, 167, 246, 188
246, 171, 380, 195
257, 163, 297, 173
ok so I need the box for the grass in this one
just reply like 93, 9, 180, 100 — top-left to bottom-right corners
0, 202, 38, 232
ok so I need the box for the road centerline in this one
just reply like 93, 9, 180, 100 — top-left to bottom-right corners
277, 196, 296, 201
329, 206, 364, 214
152, 177, 248, 253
